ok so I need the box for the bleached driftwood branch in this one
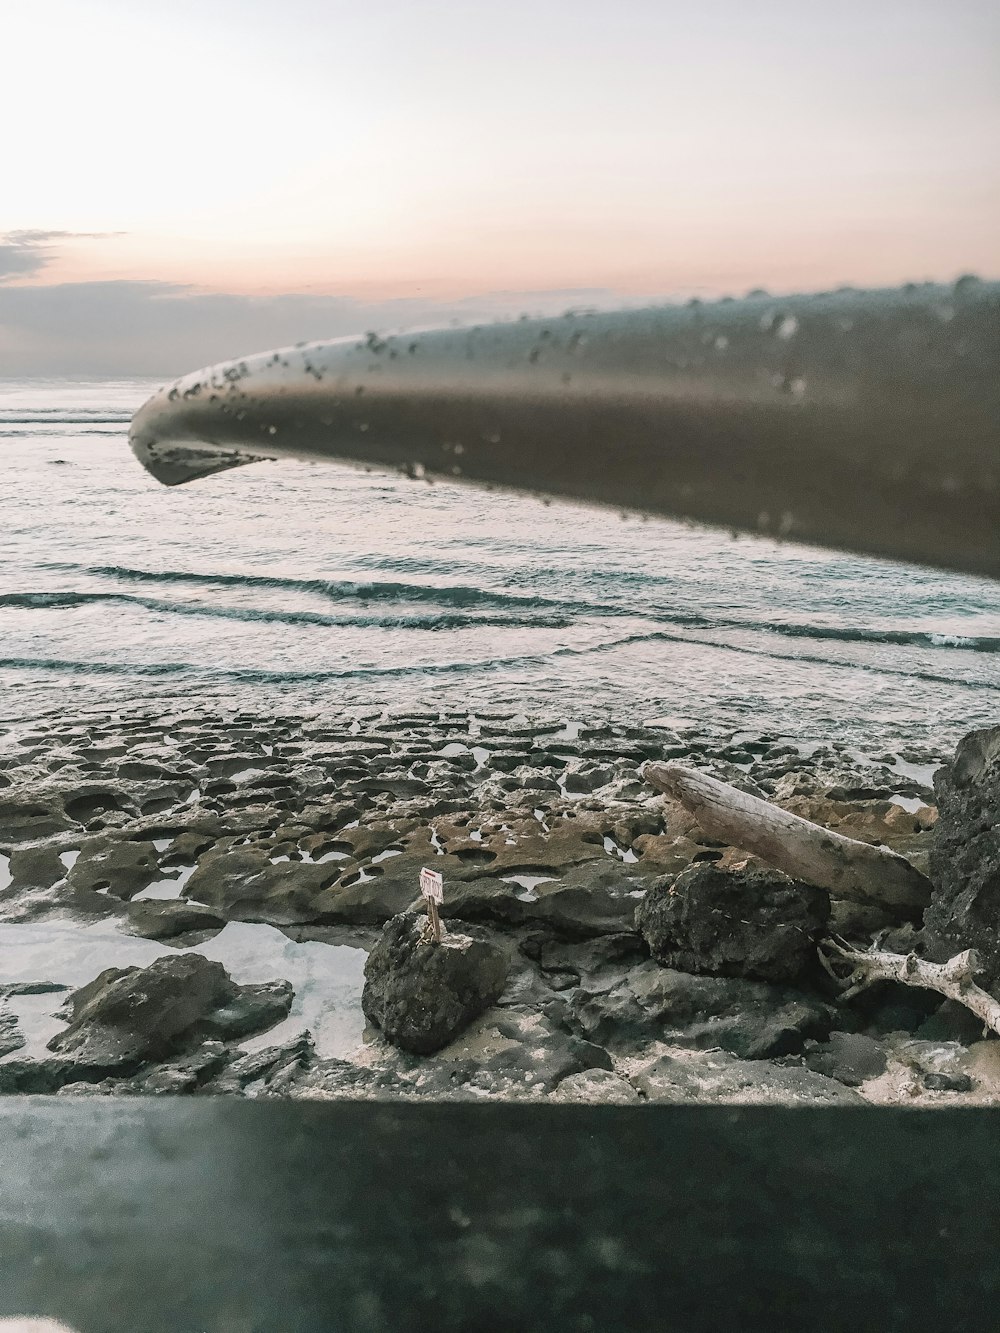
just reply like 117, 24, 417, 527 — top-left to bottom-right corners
820, 940, 1000, 1038
641, 761, 931, 912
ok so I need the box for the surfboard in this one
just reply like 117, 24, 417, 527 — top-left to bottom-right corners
129, 280, 1000, 579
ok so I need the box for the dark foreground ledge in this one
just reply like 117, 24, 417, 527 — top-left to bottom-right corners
2, 1100, 999, 1332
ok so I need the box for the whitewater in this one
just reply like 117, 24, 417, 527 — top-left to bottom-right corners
2, 377, 999, 748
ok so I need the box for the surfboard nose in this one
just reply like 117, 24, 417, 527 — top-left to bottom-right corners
128, 280, 1000, 577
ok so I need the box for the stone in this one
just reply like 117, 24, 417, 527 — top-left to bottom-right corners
136, 1041, 229, 1094
804, 1032, 888, 1086
125, 898, 227, 940
443, 861, 643, 938
923, 1071, 974, 1093
636, 862, 829, 984
895, 1039, 970, 1081
916, 999, 990, 1045
0, 792, 73, 841
46, 952, 292, 1077
66, 838, 161, 900
426, 1007, 611, 1094
292, 1007, 611, 1100
570, 961, 833, 1059
632, 1049, 864, 1105
183, 849, 337, 924
362, 913, 510, 1055
0, 1005, 25, 1058
201, 979, 294, 1042
924, 726, 1000, 988
6, 845, 66, 889
48, 953, 234, 1069
562, 764, 615, 794
207, 1033, 316, 1095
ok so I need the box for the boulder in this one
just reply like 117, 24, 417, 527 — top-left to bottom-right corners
46, 953, 293, 1076
570, 960, 833, 1059
362, 912, 510, 1054
636, 862, 829, 984
136, 1041, 229, 1094
924, 726, 1000, 988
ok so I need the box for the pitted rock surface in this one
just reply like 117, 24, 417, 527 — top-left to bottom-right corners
0, 706, 964, 1106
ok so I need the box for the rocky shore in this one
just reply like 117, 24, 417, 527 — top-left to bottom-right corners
2, 706, 997, 1105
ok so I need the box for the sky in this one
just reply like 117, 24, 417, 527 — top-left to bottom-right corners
1, 0, 997, 375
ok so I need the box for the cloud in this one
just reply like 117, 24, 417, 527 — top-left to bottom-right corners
0, 229, 123, 284
0, 236, 50, 282
0, 278, 626, 376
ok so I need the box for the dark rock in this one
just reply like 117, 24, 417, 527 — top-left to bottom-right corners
0, 1056, 89, 1094
160, 831, 215, 864
49, 953, 235, 1068
925, 726, 1000, 988
0, 793, 73, 841
136, 1041, 229, 1093
66, 838, 161, 900
46, 953, 292, 1078
444, 862, 642, 937
570, 961, 833, 1059
562, 764, 614, 793
6, 845, 66, 889
0, 1005, 25, 1058
633, 1049, 863, 1104
125, 898, 227, 940
428, 1007, 612, 1094
292, 1007, 610, 1100
636, 863, 829, 984
0, 980, 68, 996
362, 912, 510, 1054
923, 1072, 973, 1093
201, 979, 293, 1042
804, 1032, 888, 1086
917, 999, 990, 1045
183, 848, 337, 924
861, 986, 941, 1035
207, 1033, 316, 1095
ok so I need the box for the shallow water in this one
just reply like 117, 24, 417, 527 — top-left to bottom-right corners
0, 917, 367, 1062
2, 377, 999, 748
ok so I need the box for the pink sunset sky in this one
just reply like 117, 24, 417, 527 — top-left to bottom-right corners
1, 0, 997, 374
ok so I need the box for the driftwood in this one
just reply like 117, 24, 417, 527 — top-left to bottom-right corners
820, 941, 1000, 1038
641, 761, 932, 912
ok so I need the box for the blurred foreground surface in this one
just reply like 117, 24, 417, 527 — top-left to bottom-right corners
1, 1098, 999, 1332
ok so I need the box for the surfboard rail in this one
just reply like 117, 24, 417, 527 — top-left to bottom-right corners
130, 279, 1000, 578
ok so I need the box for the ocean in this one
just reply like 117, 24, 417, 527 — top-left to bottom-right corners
2, 376, 999, 750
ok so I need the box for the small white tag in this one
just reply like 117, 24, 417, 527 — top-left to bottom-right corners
420, 867, 444, 902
